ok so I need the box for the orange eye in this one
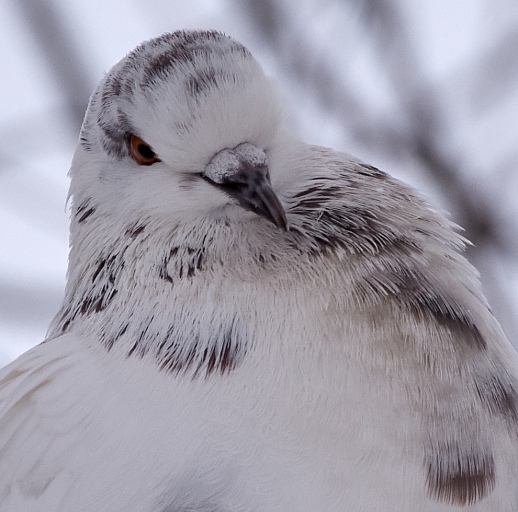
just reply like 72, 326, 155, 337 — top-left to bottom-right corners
129, 135, 160, 165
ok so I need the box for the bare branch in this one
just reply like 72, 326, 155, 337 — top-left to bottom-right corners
16, 0, 92, 130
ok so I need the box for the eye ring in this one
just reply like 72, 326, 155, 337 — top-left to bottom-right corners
129, 135, 160, 166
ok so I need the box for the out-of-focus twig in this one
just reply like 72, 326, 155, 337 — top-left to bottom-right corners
16, 0, 92, 131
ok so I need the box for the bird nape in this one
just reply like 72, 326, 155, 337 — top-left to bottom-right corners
0, 29, 517, 512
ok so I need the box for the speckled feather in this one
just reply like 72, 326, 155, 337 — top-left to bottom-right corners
1, 30, 518, 512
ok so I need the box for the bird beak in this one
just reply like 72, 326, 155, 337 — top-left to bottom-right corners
203, 163, 288, 230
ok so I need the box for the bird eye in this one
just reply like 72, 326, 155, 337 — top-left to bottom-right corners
129, 135, 160, 166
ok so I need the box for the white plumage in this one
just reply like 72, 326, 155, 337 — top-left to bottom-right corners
1, 30, 517, 511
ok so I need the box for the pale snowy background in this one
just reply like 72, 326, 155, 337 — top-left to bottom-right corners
1, 0, 517, 365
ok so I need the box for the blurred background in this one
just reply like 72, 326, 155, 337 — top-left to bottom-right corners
1, 0, 517, 365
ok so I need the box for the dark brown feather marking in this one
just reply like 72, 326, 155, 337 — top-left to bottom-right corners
80, 289, 117, 315
105, 324, 129, 352
205, 334, 236, 376
78, 207, 95, 223
291, 184, 342, 210
61, 316, 71, 333
400, 282, 487, 350
158, 246, 206, 282
426, 450, 495, 505
52, 254, 122, 334
357, 163, 387, 178
366, 268, 486, 350
186, 69, 219, 95
155, 321, 242, 378
125, 224, 146, 238
80, 255, 121, 317
141, 31, 250, 89
158, 259, 174, 284
475, 374, 518, 424
76, 199, 96, 223
98, 111, 132, 159
289, 179, 424, 258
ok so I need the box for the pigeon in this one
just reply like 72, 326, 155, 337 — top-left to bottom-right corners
1, 29, 517, 512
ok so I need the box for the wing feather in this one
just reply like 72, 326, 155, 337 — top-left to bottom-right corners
0, 335, 95, 510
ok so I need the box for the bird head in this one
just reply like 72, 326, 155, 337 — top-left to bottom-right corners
70, 30, 288, 236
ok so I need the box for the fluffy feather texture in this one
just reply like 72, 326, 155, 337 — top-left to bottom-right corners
1, 29, 518, 511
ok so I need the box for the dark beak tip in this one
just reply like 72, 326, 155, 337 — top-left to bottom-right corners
274, 210, 289, 231
204, 164, 288, 231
